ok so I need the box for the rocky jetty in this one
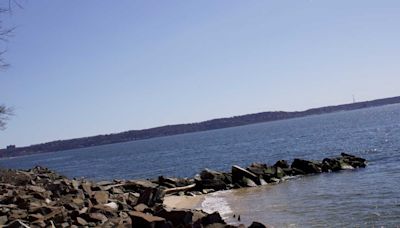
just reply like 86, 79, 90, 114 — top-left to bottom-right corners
0, 153, 367, 227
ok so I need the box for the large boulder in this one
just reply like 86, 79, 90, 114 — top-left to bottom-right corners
232, 165, 260, 186
193, 212, 225, 227
129, 211, 170, 228
291, 159, 322, 174
249, 221, 268, 228
155, 208, 206, 227
195, 169, 231, 191
247, 163, 268, 176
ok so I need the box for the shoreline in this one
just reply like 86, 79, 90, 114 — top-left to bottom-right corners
0, 153, 367, 227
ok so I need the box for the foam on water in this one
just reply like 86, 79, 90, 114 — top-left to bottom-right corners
201, 191, 233, 221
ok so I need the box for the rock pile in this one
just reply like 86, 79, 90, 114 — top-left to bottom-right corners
190, 153, 367, 192
0, 153, 367, 227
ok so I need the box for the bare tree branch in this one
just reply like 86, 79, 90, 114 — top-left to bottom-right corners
0, 0, 20, 129
0, 105, 13, 130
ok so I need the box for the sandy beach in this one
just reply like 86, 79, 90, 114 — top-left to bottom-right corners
163, 195, 205, 210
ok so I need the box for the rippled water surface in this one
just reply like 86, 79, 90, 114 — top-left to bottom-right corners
1, 104, 400, 226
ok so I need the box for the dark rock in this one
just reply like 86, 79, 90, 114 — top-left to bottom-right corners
247, 163, 268, 176
322, 158, 341, 172
88, 212, 108, 223
291, 159, 322, 174
195, 169, 231, 191
249, 221, 268, 228
195, 212, 225, 226
341, 153, 367, 168
232, 165, 260, 185
137, 187, 165, 207
273, 160, 289, 169
158, 176, 194, 188
125, 180, 158, 191
129, 211, 169, 228
204, 223, 229, 228
156, 208, 206, 226
291, 167, 306, 175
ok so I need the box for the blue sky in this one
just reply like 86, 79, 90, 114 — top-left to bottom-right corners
1, 0, 400, 147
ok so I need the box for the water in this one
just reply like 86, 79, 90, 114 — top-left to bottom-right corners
1, 104, 400, 226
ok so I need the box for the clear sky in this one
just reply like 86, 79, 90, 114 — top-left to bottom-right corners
1, 0, 400, 148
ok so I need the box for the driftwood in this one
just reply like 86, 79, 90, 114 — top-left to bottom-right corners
163, 183, 196, 195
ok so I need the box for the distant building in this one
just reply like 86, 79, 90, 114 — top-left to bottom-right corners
6, 145, 16, 150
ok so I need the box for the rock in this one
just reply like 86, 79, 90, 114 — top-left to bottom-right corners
71, 180, 80, 190
94, 191, 109, 204
269, 178, 281, 184
156, 208, 207, 227
242, 177, 258, 187
273, 160, 289, 169
137, 187, 165, 207
275, 167, 285, 179
249, 221, 268, 228
204, 224, 229, 228
97, 180, 114, 186
88, 212, 108, 223
0, 215, 8, 225
196, 178, 228, 191
125, 180, 158, 190
81, 182, 93, 196
194, 212, 225, 226
27, 213, 44, 222
91, 204, 118, 217
340, 153, 367, 168
247, 163, 268, 176
259, 178, 268, 185
72, 197, 84, 206
26, 185, 47, 193
158, 176, 194, 188
232, 165, 260, 185
134, 203, 149, 212
339, 161, 354, 170
291, 159, 322, 174
322, 158, 341, 172
129, 211, 169, 228
195, 169, 231, 191
291, 167, 306, 175
9, 209, 28, 220
76, 217, 88, 226
104, 202, 119, 211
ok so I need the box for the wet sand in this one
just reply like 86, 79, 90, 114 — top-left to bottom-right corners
163, 195, 205, 210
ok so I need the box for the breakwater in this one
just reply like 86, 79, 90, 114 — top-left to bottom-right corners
0, 153, 366, 227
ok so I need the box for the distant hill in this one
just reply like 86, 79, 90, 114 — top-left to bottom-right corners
1, 96, 400, 158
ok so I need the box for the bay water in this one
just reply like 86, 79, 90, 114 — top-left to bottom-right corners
1, 104, 400, 226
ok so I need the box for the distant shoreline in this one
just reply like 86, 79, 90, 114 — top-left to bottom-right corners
1, 95, 400, 158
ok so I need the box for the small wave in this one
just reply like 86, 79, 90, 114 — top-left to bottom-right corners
201, 192, 233, 220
